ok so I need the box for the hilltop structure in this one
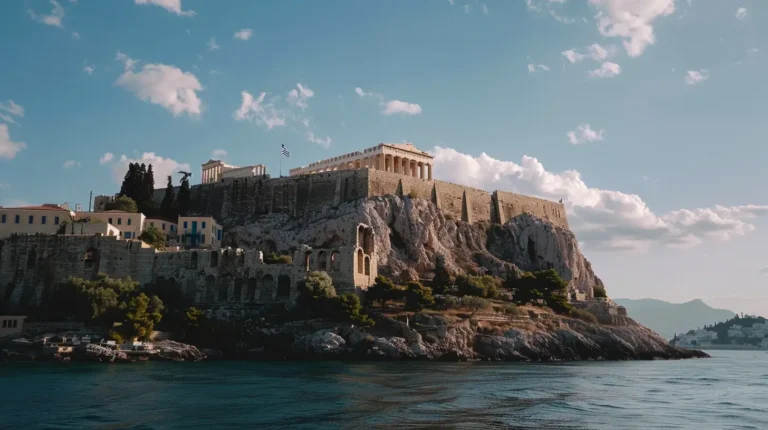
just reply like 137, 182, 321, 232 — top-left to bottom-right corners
289, 143, 434, 179
202, 159, 267, 184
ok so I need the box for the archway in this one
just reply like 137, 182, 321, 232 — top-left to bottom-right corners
247, 278, 258, 301
210, 251, 219, 268
260, 274, 274, 301
277, 275, 291, 298
317, 251, 328, 271
26, 249, 37, 270
205, 275, 216, 302
304, 251, 312, 271
330, 251, 340, 272
190, 251, 198, 270
357, 249, 364, 274
364, 256, 370, 276
233, 278, 244, 302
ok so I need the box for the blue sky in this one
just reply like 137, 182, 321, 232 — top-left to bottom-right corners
1, 0, 767, 314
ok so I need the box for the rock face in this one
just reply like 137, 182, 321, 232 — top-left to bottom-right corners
154, 340, 206, 361
227, 196, 601, 297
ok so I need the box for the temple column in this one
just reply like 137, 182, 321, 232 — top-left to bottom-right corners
403, 158, 410, 176
427, 164, 432, 180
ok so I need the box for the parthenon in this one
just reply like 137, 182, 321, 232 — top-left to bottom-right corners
289, 143, 434, 180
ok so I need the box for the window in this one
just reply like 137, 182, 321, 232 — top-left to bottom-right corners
28, 215, 34, 224
1, 214, 5, 223
54, 216, 60, 225
161, 223, 165, 230
217, 229, 222, 240
108, 218, 113, 224
202, 221, 206, 229
12, 320, 17, 328
15, 215, 19, 224
117, 218, 122, 225
170, 225, 174, 232
42, 216, 47, 225
183, 221, 188, 228
202, 234, 205, 243
1, 320, 6, 328
150, 222, 154, 227
127, 218, 132, 226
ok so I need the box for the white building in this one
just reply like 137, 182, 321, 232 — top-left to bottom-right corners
76, 211, 146, 240
0, 204, 74, 238
201, 159, 267, 184
289, 143, 435, 179
145, 218, 178, 241
62, 221, 121, 237
0, 315, 26, 338
178, 215, 222, 249
677, 329, 718, 347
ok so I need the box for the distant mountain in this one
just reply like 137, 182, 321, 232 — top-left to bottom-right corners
614, 298, 736, 339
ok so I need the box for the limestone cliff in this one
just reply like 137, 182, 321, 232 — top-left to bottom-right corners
226, 195, 602, 297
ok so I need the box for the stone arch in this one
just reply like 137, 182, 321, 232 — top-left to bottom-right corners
258, 239, 277, 256
210, 251, 219, 268
363, 228, 374, 254
218, 275, 231, 302
222, 249, 230, 269
357, 248, 364, 274
357, 225, 365, 248
26, 248, 37, 270
317, 250, 328, 271
247, 278, 258, 301
205, 275, 216, 302
239, 251, 246, 267
364, 256, 371, 276
330, 251, 340, 272
277, 275, 291, 298
260, 274, 274, 301
233, 278, 244, 302
190, 251, 198, 270
304, 251, 312, 271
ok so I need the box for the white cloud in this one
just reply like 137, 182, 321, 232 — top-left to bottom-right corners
588, 61, 621, 78
110, 153, 191, 184
206, 38, 220, 51
83, 65, 94, 75
115, 52, 204, 117
464, 4, 472, 13
62, 160, 81, 168
481, 4, 489, 15
0, 124, 26, 160
0, 114, 16, 125
287, 83, 314, 110
527, 0, 575, 23
28, 0, 65, 28
432, 146, 768, 251
234, 91, 286, 129
134, 0, 195, 17
383, 100, 422, 116
212, 149, 227, 158
736, 7, 748, 20
71, 31, 80, 39
306, 131, 331, 149
590, 0, 675, 57
527, 63, 550, 73
233, 28, 252, 40
567, 124, 605, 145
562, 44, 612, 63
99, 153, 114, 164
684, 69, 709, 85
0, 100, 24, 119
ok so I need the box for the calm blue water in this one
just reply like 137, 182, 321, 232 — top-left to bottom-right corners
0, 350, 765, 429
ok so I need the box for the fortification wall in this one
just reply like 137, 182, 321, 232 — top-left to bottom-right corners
494, 191, 568, 230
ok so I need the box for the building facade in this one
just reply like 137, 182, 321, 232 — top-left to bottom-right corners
145, 218, 178, 241
62, 221, 121, 237
178, 216, 222, 249
289, 143, 435, 180
0, 205, 74, 239
221, 165, 267, 181
0, 315, 26, 338
76, 211, 146, 240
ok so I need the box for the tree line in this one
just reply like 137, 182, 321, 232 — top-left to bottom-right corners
108, 162, 191, 221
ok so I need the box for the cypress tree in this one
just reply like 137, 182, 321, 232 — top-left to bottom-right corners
139, 164, 156, 215
160, 175, 177, 220
177, 175, 191, 216
119, 163, 136, 198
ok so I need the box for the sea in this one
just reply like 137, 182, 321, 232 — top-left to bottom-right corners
0, 350, 765, 429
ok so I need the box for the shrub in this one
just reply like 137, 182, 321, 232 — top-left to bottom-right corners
339, 294, 375, 327
432, 256, 454, 295
138, 225, 167, 249
404, 281, 435, 311
570, 308, 598, 324
456, 275, 502, 299
104, 196, 138, 213
460, 296, 491, 315
510, 269, 573, 315
264, 253, 293, 265
407, 191, 418, 199
501, 303, 523, 317
593, 284, 608, 299
435, 295, 460, 309
366, 275, 398, 306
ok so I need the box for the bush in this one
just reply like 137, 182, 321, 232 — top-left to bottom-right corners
405, 281, 435, 311
593, 284, 608, 299
456, 275, 502, 299
407, 191, 418, 199
366, 275, 399, 306
434, 295, 460, 309
570, 308, 598, 324
264, 253, 293, 265
501, 303, 523, 317
432, 256, 454, 295
460, 296, 491, 315
339, 294, 375, 327
104, 196, 138, 213
302, 271, 337, 299
138, 225, 167, 249
509, 269, 573, 315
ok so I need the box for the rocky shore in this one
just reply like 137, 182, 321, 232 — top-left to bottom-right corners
0, 337, 206, 363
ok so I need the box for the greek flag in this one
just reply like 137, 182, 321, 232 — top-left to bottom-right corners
281, 144, 291, 158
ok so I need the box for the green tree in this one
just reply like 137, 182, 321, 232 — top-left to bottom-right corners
104, 196, 138, 213
177, 175, 191, 216
138, 225, 167, 249
405, 281, 434, 311
118, 293, 164, 341
366, 275, 397, 306
461, 296, 491, 317
159, 175, 177, 220
456, 275, 501, 299
510, 269, 573, 315
119, 163, 138, 200
138, 164, 156, 215
432, 256, 454, 295
339, 294, 374, 327
302, 271, 337, 299
593, 284, 608, 299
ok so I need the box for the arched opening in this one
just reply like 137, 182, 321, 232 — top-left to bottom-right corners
363, 228, 374, 254
190, 251, 198, 270
26, 249, 37, 270
357, 225, 365, 248
317, 251, 328, 271
83, 247, 98, 274
364, 256, 371, 276
239, 252, 245, 267
222, 249, 230, 269
260, 274, 274, 301
330, 251, 340, 272
233, 278, 244, 302
205, 275, 216, 302
357, 249, 364, 274
247, 278, 258, 301
210, 251, 219, 268
277, 275, 291, 298
218, 278, 229, 302
258, 240, 277, 256
304, 251, 312, 271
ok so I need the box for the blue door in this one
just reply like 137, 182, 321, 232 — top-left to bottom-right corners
191, 221, 198, 247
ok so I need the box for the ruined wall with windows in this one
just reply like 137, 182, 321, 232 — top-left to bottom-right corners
0, 231, 375, 313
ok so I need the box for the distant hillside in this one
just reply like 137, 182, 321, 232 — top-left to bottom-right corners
614, 298, 736, 339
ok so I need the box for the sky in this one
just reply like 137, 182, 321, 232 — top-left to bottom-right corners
0, 0, 766, 314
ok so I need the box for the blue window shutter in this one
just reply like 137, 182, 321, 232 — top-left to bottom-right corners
42, 216, 47, 225
55, 216, 59, 225
1, 214, 5, 223
29, 215, 33, 224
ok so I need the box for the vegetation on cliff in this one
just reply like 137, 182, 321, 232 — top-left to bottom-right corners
138, 225, 167, 249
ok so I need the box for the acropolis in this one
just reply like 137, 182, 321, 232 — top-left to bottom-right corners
289, 143, 435, 180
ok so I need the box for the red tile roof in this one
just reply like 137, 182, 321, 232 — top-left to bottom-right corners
1, 205, 70, 211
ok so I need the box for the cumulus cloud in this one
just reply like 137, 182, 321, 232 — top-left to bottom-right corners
287, 83, 314, 110
590, 0, 675, 57
0, 124, 26, 160
0, 100, 24, 125
28, 0, 65, 28
134, 0, 195, 17
99, 153, 114, 164
562, 44, 612, 63
62, 160, 80, 168
567, 124, 605, 145
588, 62, 621, 78
527, 64, 550, 73
736, 7, 748, 20
432, 146, 768, 251
526, 0, 575, 23
114, 52, 203, 117
110, 153, 191, 184
212, 149, 227, 158
356, 87, 422, 116
306, 131, 332, 149
233, 28, 252, 40
684, 69, 709, 85
234, 91, 285, 129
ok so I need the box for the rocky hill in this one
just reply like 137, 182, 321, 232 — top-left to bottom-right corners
225, 195, 603, 298
614, 298, 736, 339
